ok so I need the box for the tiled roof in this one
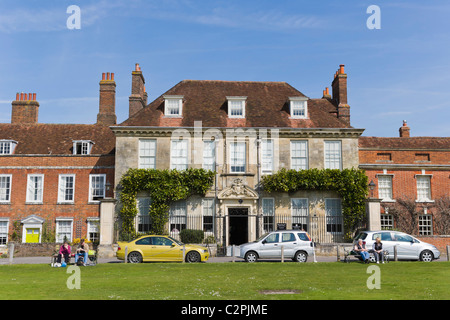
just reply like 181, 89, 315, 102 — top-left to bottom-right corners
120, 80, 349, 128
359, 136, 450, 149
0, 124, 115, 155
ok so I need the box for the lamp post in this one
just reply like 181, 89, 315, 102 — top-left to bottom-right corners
368, 180, 376, 198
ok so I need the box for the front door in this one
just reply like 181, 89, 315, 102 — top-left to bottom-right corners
26, 228, 40, 243
228, 208, 248, 245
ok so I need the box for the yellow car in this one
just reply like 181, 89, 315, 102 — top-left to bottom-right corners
116, 235, 209, 263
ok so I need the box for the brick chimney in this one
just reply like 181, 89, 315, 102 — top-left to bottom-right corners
129, 63, 147, 117
399, 120, 410, 137
331, 64, 350, 126
11, 92, 39, 124
97, 72, 117, 126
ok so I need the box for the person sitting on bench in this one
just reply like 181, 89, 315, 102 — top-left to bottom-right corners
75, 239, 89, 266
57, 241, 71, 264
354, 239, 370, 263
372, 237, 385, 264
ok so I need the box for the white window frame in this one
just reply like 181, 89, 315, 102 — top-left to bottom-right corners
377, 175, 394, 202
230, 141, 246, 173
418, 214, 433, 236
227, 96, 246, 118
324, 140, 342, 170
0, 140, 17, 155
163, 95, 183, 117
87, 218, 100, 243
169, 200, 187, 234
0, 175, 12, 203
136, 197, 152, 233
262, 198, 275, 233
89, 174, 106, 202
26, 174, 44, 203
261, 139, 274, 174
291, 198, 309, 231
73, 140, 94, 155
58, 174, 75, 203
139, 139, 157, 169
170, 139, 189, 170
202, 198, 215, 234
202, 140, 216, 171
416, 175, 432, 202
325, 198, 343, 234
289, 97, 308, 119
290, 140, 308, 170
0, 219, 9, 246
55, 218, 73, 243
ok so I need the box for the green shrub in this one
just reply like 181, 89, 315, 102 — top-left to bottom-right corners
179, 229, 204, 244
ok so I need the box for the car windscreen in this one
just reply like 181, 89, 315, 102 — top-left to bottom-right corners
168, 236, 183, 246
297, 233, 310, 241
354, 232, 367, 241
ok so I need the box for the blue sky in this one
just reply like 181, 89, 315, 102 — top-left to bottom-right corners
0, 0, 449, 137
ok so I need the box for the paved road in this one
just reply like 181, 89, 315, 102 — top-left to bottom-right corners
1, 253, 447, 265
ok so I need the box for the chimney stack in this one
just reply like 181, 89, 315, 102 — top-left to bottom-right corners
331, 64, 350, 126
97, 72, 117, 126
129, 63, 147, 117
322, 87, 331, 99
399, 120, 410, 137
11, 92, 39, 124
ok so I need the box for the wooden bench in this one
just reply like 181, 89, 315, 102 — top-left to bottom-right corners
343, 247, 390, 263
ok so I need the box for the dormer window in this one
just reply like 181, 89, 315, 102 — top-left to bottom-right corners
0, 140, 17, 155
73, 140, 94, 155
164, 95, 183, 117
227, 96, 246, 118
289, 97, 308, 119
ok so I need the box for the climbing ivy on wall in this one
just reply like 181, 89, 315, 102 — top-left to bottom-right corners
261, 168, 368, 241
118, 168, 215, 241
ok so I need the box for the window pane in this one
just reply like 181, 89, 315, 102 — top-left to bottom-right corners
229, 100, 243, 117
139, 140, 157, 169
378, 176, 393, 200
325, 199, 343, 233
291, 100, 305, 117
171, 140, 188, 170
203, 140, 216, 171
324, 141, 342, 169
0, 176, 11, 202
291, 141, 308, 170
292, 198, 308, 231
90, 175, 105, 201
262, 139, 273, 173
417, 176, 431, 201
27, 175, 43, 202
230, 142, 246, 173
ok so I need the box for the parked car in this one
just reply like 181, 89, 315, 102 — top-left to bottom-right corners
353, 230, 440, 262
238, 230, 315, 263
116, 235, 209, 263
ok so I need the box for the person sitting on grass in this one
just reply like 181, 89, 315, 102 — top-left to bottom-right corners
57, 241, 71, 265
354, 239, 370, 264
75, 239, 89, 266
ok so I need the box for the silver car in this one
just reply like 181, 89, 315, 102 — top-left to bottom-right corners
238, 230, 315, 263
354, 230, 440, 262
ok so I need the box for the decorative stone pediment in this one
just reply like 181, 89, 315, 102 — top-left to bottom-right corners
21, 215, 45, 225
218, 178, 259, 200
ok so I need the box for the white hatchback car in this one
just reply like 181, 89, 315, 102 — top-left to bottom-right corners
238, 230, 315, 263
354, 230, 440, 262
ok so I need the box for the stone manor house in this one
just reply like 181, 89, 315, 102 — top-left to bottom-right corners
0, 64, 448, 256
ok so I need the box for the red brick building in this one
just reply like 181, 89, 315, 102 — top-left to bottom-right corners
0, 73, 116, 246
359, 121, 450, 237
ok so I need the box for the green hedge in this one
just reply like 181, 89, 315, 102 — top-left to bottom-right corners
179, 229, 205, 244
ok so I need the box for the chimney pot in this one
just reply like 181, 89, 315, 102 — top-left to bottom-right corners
33, 93, 36, 100
111, 73, 114, 80
102, 73, 106, 80
16, 93, 19, 100
339, 64, 345, 74
107, 72, 110, 80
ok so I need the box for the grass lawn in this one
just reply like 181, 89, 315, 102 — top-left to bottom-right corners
0, 261, 449, 300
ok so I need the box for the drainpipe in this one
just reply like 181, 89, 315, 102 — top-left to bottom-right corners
256, 135, 262, 239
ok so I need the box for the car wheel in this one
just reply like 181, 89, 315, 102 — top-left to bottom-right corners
128, 251, 142, 264
294, 251, 308, 263
185, 251, 201, 263
419, 250, 433, 262
245, 251, 258, 263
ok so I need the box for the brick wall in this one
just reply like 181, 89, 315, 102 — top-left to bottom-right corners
417, 236, 450, 252
0, 155, 114, 240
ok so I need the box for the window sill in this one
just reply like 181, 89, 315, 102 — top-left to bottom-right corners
415, 200, 435, 203
25, 202, 43, 205
222, 172, 255, 176
57, 202, 75, 205
381, 199, 396, 203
